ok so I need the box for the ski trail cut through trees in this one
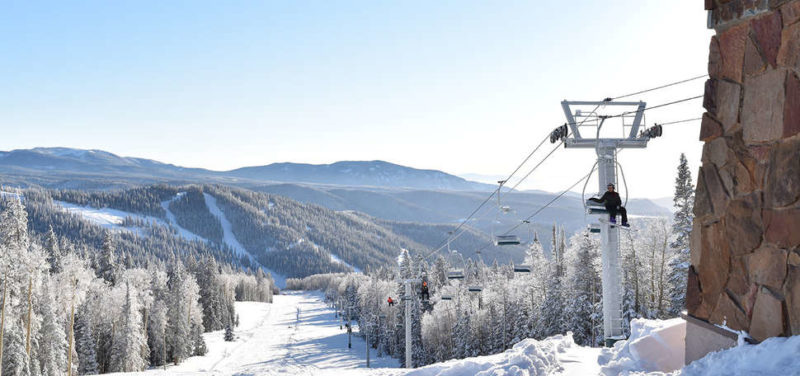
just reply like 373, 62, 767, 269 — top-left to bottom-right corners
202, 193, 286, 287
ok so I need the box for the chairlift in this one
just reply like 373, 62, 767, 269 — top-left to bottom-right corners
467, 286, 483, 293
447, 270, 465, 280
396, 324, 403, 329
513, 265, 532, 273
587, 207, 609, 215
588, 224, 601, 234
494, 235, 521, 246
441, 295, 453, 301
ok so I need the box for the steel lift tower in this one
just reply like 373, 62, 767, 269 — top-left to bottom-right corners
558, 100, 655, 346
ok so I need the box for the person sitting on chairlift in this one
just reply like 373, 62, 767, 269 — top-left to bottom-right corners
588, 183, 630, 227
421, 281, 430, 301
387, 297, 395, 306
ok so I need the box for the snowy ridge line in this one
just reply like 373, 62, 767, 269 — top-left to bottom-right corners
202, 193, 287, 287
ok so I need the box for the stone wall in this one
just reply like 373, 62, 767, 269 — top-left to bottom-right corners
689, 0, 800, 343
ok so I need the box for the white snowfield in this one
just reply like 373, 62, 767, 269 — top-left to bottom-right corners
114, 291, 399, 376
110, 292, 800, 376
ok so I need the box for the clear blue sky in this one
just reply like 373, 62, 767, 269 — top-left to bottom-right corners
0, 0, 711, 198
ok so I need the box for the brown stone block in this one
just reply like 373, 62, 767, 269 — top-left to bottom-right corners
705, 164, 732, 216
747, 244, 788, 290
750, 287, 785, 341
710, 36, 723, 78
784, 72, 800, 138
702, 137, 728, 167
694, 166, 714, 220
704, 79, 718, 115
742, 69, 787, 144
765, 137, 800, 207
691, 220, 704, 267
725, 194, 764, 255
785, 261, 800, 335
727, 256, 752, 300
719, 22, 750, 83
781, 1, 800, 27
710, 292, 750, 331
699, 222, 731, 309
752, 12, 784, 68
744, 34, 768, 77
764, 207, 800, 248
778, 22, 800, 69
687, 265, 703, 315
718, 80, 743, 131
700, 113, 725, 142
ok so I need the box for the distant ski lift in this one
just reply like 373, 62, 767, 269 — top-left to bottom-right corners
494, 235, 521, 246
447, 270, 465, 280
467, 286, 483, 292
588, 224, 601, 234
396, 324, 403, 329
440, 295, 453, 301
513, 265, 532, 273
500, 205, 512, 213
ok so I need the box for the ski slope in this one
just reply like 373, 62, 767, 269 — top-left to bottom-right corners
203, 192, 287, 287
115, 291, 400, 376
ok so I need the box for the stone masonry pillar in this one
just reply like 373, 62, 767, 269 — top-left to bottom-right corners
686, 0, 800, 364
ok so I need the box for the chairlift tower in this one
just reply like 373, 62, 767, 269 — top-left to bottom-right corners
559, 100, 651, 346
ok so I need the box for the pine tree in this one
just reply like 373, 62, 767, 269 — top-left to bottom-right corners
97, 233, 119, 286
565, 233, 601, 346
44, 226, 62, 275
2, 318, 31, 376
224, 324, 234, 342
74, 309, 98, 375
36, 284, 67, 376
109, 283, 147, 372
668, 153, 694, 316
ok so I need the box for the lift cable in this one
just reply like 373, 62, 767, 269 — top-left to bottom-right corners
609, 95, 704, 119
608, 74, 707, 101
471, 170, 595, 255
655, 117, 703, 126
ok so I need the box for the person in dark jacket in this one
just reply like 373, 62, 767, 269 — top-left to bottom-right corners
588, 183, 629, 227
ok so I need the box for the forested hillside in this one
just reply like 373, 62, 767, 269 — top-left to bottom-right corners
0, 195, 274, 374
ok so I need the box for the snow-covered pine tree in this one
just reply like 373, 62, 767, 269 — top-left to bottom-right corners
167, 263, 192, 365
2, 318, 31, 376
97, 232, 119, 286
44, 226, 62, 275
109, 283, 147, 372
35, 283, 67, 376
224, 324, 234, 342
564, 232, 601, 346
667, 153, 694, 316
73, 309, 98, 376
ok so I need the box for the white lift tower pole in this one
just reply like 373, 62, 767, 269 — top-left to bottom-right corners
558, 100, 654, 346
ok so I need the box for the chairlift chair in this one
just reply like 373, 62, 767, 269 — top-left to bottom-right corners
513, 265, 532, 273
467, 286, 483, 293
440, 295, 453, 301
447, 270, 465, 280
494, 235, 521, 246
588, 224, 601, 233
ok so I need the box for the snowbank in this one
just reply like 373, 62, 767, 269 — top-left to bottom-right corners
599, 318, 685, 375
407, 333, 575, 376
676, 335, 800, 376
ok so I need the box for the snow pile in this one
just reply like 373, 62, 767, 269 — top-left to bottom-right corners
677, 335, 800, 376
407, 333, 575, 376
599, 318, 685, 375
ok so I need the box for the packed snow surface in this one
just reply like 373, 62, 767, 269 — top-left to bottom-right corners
160, 192, 206, 241
113, 291, 399, 376
407, 333, 600, 376
599, 318, 686, 375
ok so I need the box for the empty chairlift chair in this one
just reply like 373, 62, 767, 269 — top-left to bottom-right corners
513, 265, 532, 273
494, 235, 521, 246
447, 270, 465, 280
467, 286, 483, 293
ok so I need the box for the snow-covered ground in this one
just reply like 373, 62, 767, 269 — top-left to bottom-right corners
114, 291, 400, 376
202, 193, 287, 287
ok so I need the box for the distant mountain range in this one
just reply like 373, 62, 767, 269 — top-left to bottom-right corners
0, 147, 492, 191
